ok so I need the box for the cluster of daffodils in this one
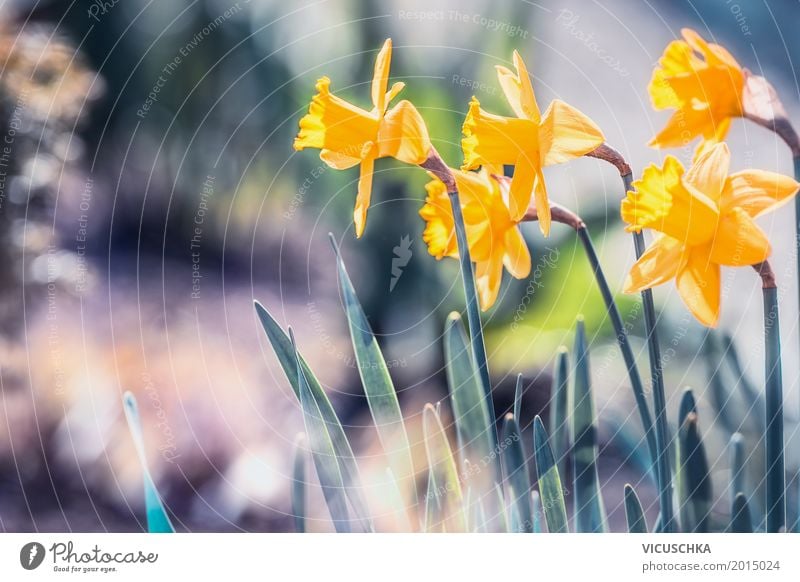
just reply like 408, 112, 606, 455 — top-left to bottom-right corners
294, 32, 799, 326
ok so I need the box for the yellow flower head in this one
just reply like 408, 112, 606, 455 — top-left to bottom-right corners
461, 50, 604, 235
420, 167, 531, 310
649, 28, 744, 150
294, 39, 432, 237
621, 143, 799, 326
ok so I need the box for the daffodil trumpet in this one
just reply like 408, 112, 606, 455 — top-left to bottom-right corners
586, 141, 676, 532
520, 199, 660, 490
751, 260, 786, 533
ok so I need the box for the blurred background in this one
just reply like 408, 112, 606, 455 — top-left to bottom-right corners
0, 0, 799, 532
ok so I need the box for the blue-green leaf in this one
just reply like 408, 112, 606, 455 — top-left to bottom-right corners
444, 312, 496, 481
533, 415, 568, 533
122, 391, 175, 533
422, 403, 465, 532
571, 317, 606, 532
623, 484, 647, 533
291, 328, 351, 532
501, 413, 532, 532
292, 433, 307, 533
731, 492, 753, 533
549, 347, 570, 480
331, 236, 417, 513
677, 412, 711, 533
254, 301, 372, 531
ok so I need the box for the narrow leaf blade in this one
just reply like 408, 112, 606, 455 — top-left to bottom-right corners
122, 391, 175, 533
533, 416, 568, 533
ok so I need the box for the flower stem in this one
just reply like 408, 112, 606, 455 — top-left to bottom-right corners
794, 155, 800, 533
420, 149, 498, 459
754, 261, 785, 533
623, 173, 675, 533
575, 225, 658, 476
589, 142, 675, 533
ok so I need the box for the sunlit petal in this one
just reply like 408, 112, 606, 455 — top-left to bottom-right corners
461, 97, 536, 169
676, 245, 721, 327
539, 99, 605, 166
720, 169, 800, 217
624, 234, 688, 293
709, 208, 771, 266
372, 39, 392, 112
377, 100, 432, 164
354, 156, 375, 238
683, 141, 729, 201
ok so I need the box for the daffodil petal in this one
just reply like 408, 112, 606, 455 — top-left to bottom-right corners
624, 234, 687, 293
420, 179, 457, 260
533, 167, 550, 236
676, 245, 721, 327
320, 149, 361, 169
648, 105, 719, 149
475, 248, 504, 311
354, 156, 375, 238
649, 40, 700, 110
372, 39, 392, 112
494, 52, 540, 121
294, 77, 379, 155
377, 100, 431, 165
539, 99, 605, 166
709, 207, 771, 266
508, 154, 538, 223
683, 141, 730, 201
502, 227, 531, 278
622, 156, 719, 245
681, 28, 741, 70
721, 169, 800, 218
461, 97, 536, 170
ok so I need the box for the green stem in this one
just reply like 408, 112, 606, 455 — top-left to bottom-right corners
575, 226, 658, 477
757, 263, 785, 533
795, 155, 800, 533
622, 172, 675, 533
420, 151, 498, 467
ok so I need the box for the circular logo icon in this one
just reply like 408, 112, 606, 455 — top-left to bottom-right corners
20, 542, 45, 570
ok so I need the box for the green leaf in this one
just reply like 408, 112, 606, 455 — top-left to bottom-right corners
444, 312, 497, 487
531, 490, 542, 533
330, 236, 417, 513
677, 412, 712, 533
254, 301, 373, 531
623, 484, 647, 533
571, 317, 606, 532
532, 415, 568, 533
422, 403, 465, 532
384, 468, 413, 532
513, 373, 523, 426
729, 432, 745, 501
423, 468, 441, 533
731, 493, 753, 533
122, 391, 175, 533
549, 347, 570, 480
291, 328, 351, 532
292, 433, 307, 533
678, 387, 697, 428
501, 413, 533, 532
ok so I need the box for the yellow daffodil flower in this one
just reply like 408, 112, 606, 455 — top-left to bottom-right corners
420, 166, 531, 310
621, 142, 799, 326
649, 28, 744, 150
294, 39, 432, 237
460, 51, 604, 235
